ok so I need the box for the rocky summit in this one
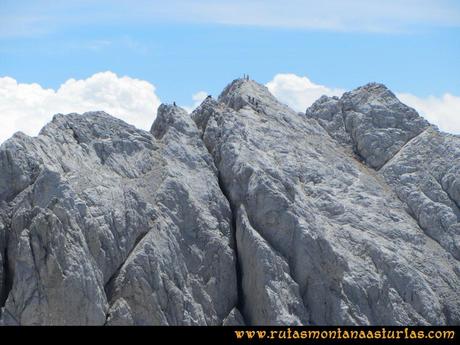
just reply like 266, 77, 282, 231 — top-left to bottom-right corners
0, 78, 458, 325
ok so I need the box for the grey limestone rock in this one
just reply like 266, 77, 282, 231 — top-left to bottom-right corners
0, 211, 5, 310
222, 307, 245, 326
0, 77, 458, 326
104, 104, 237, 325
0, 109, 236, 325
307, 84, 460, 261
105, 298, 134, 326
236, 205, 308, 325
307, 83, 430, 169
191, 78, 460, 325
380, 128, 460, 260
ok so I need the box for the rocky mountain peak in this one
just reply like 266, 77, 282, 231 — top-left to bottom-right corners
150, 103, 197, 140
340, 82, 421, 117
40, 111, 143, 144
347, 81, 394, 97
307, 83, 430, 169
0, 77, 458, 326
218, 77, 280, 112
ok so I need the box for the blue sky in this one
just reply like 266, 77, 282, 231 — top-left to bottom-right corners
0, 0, 459, 141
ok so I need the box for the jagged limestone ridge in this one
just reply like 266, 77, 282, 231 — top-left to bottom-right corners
0, 77, 458, 325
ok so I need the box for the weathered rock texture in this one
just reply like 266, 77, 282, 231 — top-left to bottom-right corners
0, 78, 459, 325
0, 110, 236, 325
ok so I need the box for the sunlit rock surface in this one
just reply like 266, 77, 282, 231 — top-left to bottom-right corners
0, 78, 458, 325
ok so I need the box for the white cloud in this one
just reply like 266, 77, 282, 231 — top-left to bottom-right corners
0, 71, 161, 144
183, 91, 209, 113
398, 93, 460, 134
1, 71, 458, 146
266, 73, 344, 112
192, 91, 209, 104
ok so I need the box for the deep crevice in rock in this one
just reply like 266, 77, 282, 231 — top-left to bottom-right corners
0, 218, 12, 309
430, 173, 460, 214
0, 248, 10, 308
377, 127, 430, 172
103, 229, 151, 302
216, 172, 246, 322
317, 100, 431, 172
191, 103, 247, 323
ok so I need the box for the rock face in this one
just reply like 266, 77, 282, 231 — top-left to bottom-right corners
381, 129, 460, 261
307, 87, 460, 260
0, 110, 236, 325
0, 77, 459, 325
306, 83, 429, 169
0, 210, 5, 309
105, 105, 237, 325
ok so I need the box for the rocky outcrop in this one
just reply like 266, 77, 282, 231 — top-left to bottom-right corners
105, 104, 237, 325
0, 77, 458, 325
236, 206, 308, 325
307, 85, 460, 261
0, 110, 236, 325
192, 78, 460, 325
0, 210, 5, 309
222, 307, 245, 326
381, 129, 460, 260
306, 83, 429, 169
